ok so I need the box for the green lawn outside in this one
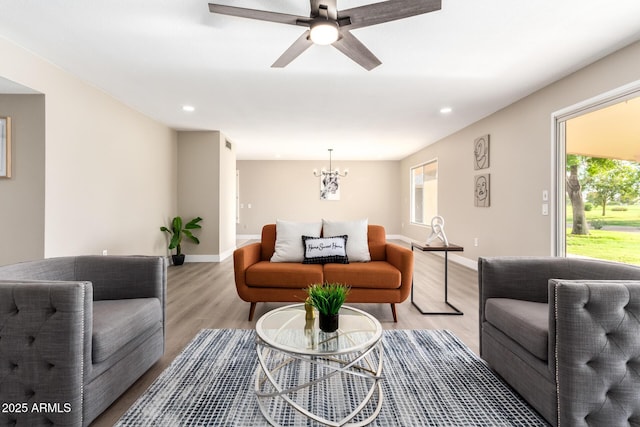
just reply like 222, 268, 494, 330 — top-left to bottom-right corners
565, 203, 640, 265
566, 229, 640, 265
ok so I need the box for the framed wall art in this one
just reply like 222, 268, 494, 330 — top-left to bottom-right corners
473, 134, 490, 170
474, 174, 490, 207
320, 174, 340, 200
0, 116, 11, 178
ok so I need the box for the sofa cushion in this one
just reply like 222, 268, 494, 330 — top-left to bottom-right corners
322, 219, 371, 262
271, 220, 322, 263
92, 298, 162, 364
485, 298, 549, 361
246, 261, 323, 288
323, 261, 401, 289
302, 235, 349, 264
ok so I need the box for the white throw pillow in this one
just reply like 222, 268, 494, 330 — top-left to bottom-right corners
322, 219, 371, 262
271, 220, 322, 263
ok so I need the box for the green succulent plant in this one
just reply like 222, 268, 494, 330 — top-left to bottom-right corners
160, 216, 202, 256
305, 282, 350, 316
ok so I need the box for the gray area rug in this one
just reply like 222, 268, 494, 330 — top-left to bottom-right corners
116, 329, 548, 426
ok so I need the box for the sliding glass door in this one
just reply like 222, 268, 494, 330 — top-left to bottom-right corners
554, 85, 640, 265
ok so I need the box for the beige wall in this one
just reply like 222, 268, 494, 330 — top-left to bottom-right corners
0, 37, 177, 260
0, 94, 45, 264
401, 40, 640, 263
236, 160, 401, 235
219, 138, 237, 257
177, 131, 236, 260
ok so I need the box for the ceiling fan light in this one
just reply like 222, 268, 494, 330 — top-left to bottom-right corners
309, 21, 339, 45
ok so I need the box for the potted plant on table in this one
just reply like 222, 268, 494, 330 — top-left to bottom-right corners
305, 283, 350, 333
160, 216, 203, 266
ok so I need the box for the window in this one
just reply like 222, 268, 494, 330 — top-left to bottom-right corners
411, 160, 438, 225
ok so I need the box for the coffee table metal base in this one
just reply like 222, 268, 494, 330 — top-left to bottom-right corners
255, 337, 384, 427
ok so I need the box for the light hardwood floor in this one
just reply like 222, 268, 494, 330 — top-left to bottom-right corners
91, 242, 479, 426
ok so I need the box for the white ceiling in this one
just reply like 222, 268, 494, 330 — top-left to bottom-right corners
0, 0, 639, 160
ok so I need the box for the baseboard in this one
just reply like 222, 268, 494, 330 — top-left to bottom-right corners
185, 247, 235, 263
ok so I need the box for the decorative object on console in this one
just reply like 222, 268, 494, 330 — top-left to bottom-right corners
425, 215, 449, 246
160, 216, 203, 265
306, 282, 350, 333
314, 149, 347, 200
474, 134, 490, 170
0, 116, 11, 178
474, 173, 490, 207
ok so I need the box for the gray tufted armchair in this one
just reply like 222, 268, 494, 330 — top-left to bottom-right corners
0, 255, 166, 426
479, 256, 640, 426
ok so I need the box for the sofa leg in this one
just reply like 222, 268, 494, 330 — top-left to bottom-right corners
248, 303, 257, 321
390, 303, 398, 322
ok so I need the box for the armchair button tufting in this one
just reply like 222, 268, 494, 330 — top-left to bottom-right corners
28, 336, 35, 344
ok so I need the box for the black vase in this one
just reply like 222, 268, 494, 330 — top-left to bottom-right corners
319, 313, 339, 333
172, 254, 186, 266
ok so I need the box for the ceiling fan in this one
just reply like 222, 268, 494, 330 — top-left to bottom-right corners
208, 0, 442, 71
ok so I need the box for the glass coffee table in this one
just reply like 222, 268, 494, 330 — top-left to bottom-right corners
254, 304, 384, 427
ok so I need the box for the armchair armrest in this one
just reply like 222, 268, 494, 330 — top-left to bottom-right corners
74, 255, 166, 301
0, 280, 92, 426
550, 279, 640, 427
385, 243, 414, 301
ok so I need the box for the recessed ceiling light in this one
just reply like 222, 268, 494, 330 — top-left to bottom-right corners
182, 105, 195, 112
440, 107, 452, 114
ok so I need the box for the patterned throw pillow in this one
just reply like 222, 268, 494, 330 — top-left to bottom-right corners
302, 235, 349, 264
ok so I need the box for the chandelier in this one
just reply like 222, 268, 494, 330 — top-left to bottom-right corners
313, 149, 348, 178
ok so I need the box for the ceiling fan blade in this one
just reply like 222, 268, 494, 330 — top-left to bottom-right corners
332, 31, 382, 71
208, 3, 306, 26
339, 0, 441, 30
271, 31, 314, 68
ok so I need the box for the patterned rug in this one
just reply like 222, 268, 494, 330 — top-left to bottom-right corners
116, 329, 548, 426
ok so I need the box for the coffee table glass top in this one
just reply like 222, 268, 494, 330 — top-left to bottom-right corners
255, 304, 382, 356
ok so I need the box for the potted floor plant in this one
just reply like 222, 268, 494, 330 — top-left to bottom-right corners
305, 283, 350, 333
160, 216, 203, 266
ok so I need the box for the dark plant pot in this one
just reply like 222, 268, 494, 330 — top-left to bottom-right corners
172, 254, 186, 266
319, 313, 339, 333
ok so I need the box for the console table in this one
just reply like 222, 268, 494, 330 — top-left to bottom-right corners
411, 242, 464, 315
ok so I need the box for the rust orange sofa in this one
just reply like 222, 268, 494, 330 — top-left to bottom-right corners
233, 224, 413, 321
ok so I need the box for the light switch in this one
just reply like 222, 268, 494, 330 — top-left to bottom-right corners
542, 203, 549, 215
542, 190, 549, 201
